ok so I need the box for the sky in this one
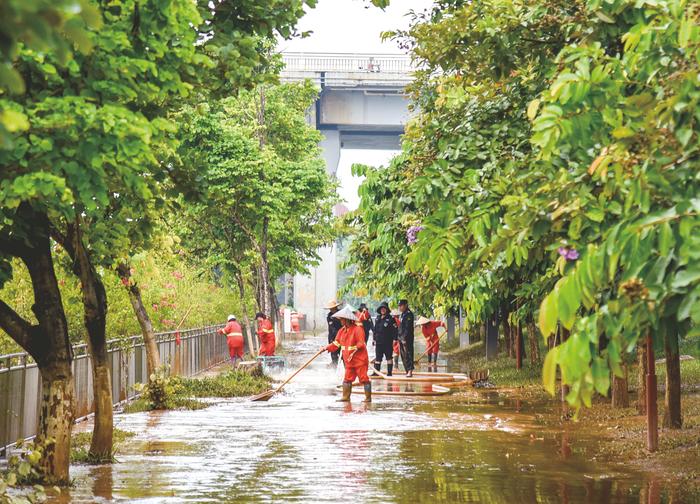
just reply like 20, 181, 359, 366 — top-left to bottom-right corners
279, 0, 433, 210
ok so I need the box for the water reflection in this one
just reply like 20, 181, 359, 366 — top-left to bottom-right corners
52, 337, 695, 503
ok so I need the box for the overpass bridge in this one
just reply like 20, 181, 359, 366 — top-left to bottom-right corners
280, 52, 415, 330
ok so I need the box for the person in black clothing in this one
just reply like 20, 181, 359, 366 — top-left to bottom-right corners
398, 299, 415, 377
325, 299, 342, 366
373, 301, 398, 376
358, 303, 373, 343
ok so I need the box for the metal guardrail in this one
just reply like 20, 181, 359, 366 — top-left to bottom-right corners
280, 52, 415, 88
0, 324, 228, 454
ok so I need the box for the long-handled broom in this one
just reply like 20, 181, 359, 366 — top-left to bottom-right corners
250, 348, 325, 402
414, 328, 448, 365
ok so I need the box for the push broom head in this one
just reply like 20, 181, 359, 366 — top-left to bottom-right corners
250, 389, 275, 402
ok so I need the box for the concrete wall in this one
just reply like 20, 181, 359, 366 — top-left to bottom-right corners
293, 244, 338, 332
320, 89, 410, 128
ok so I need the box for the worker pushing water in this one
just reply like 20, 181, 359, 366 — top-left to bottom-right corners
218, 314, 244, 366
320, 306, 372, 403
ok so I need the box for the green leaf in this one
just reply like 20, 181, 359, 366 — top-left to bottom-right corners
527, 99, 541, 120
538, 292, 558, 337
542, 347, 559, 396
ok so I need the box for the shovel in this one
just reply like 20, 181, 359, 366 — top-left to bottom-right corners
250, 348, 325, 402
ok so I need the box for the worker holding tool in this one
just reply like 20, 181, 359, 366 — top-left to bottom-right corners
416, 316, 446, 372
256, 312, 276, 356
373, 302, 398, 376
325, 299, 343, 367
398, 299, 415, 377
321, 306, 371, 403
218, 314, 244, 366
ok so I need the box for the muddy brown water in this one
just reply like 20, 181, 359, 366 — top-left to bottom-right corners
51, 337, 686, 503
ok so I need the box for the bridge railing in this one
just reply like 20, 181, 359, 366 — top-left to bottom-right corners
0, 324, 227, 455
280, 52, 415, 87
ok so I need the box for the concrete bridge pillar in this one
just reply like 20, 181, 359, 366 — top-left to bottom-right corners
320, 130, 341, 175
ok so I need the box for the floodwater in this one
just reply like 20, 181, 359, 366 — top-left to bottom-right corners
51, 337, 685, 503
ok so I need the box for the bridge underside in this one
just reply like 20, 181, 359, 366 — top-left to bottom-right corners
313, 88, 407, 174
283, 56, 411, 328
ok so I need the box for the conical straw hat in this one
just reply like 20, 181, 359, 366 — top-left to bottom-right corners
331, 306, 357, 321
415, 316, 431, 326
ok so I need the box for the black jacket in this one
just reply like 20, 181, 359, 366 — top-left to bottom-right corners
373, 313, 397, 345
398, 308, 414, 343
327, 311, 342, 344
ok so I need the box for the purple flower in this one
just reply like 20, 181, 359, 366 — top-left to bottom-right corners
558, 246, 579, 261
406, 225, 424, 245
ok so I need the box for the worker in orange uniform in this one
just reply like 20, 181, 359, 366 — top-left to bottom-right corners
357, 303, 373, 343
218, 314, 244, 366
255, 312, 276, 356
416, 316, 446, 372
391, 309, 401, 371
321, 306, 371, 402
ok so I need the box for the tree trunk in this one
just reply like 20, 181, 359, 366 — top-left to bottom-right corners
560, 326, 570, 403
612, 365, 629, 408
527, 320, 539, 363
663, 323, 682, 429
637, 339, 648, 415
117, 263, 160, 380
502, 304, 512, 358
236, 274, 256, 355
57, 223, 113, 460
37, 368, 73, 483
0, 208, 75, 483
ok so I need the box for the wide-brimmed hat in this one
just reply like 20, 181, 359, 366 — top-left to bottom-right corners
390, 309, 400, 317
324, 299, 341, 310
376, 301, 390, 314
227, 314, 236, 321
332, 306, 357, 321
415, 316, 431, 326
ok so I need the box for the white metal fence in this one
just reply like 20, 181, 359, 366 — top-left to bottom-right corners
280, 52, 414, 87
0, 324, 229, 454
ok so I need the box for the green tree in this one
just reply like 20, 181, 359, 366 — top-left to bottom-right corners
176, 81, 337, 336
0, 0, 316, 482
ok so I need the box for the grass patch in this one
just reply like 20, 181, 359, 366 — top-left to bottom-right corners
122, 369, 270, 413
177, 369, 271, 398
445, 340, 543, 389
71, 428, 136, 463
121, 395, 207, 413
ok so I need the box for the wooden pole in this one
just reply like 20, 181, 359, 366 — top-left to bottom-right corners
646, 331, 658, 452
515, 322, 522, 370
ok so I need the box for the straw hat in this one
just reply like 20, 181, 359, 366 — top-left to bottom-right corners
331, 306, 357, 321
227, 314, 236, 321
324, 299, 341, 310
390, 309, 400, 317
415, 316, 431, 326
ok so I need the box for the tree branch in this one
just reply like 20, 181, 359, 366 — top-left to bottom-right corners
0, 299, 38, 356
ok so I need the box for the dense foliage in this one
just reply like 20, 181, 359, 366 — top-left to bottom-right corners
0, 0, 319, 483
176, 81, 337, 316
347, 0, 700, 415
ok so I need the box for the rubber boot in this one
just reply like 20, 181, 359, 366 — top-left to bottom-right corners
338, 382, 352, 402
387, 363, 393, 376
363, 382, 372, 403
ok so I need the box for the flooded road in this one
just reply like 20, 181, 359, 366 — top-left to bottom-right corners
54, 337, 678, 503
